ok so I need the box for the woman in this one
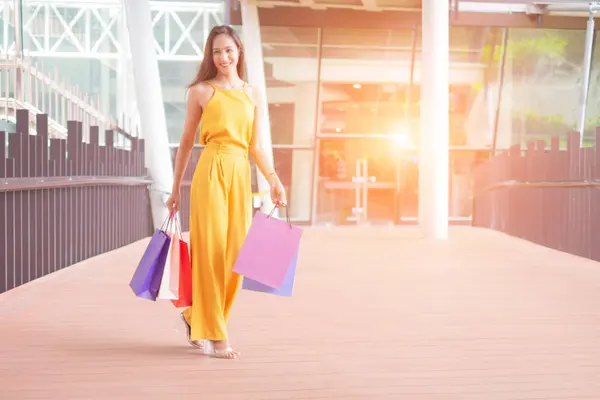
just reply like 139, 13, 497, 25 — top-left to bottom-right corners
166, 25, 286, 359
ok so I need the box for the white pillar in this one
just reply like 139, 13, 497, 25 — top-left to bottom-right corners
577, 15, 595, 146
100, 62, 110, 116
418, 0, 449, 239
12, 0, 23, 101
290, 83, 317, 221
116, 12, 129, 125
240, 0, 276, 214
99, 32, 112, 124
116, 11, 140, 135
121, 0, 173, 229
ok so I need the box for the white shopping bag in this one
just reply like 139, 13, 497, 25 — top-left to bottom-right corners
157, 215, 181, 300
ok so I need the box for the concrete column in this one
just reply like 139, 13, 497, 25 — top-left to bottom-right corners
13, 0, 23, 101
577, 15, 595, 146
116, 11, 128, 126
240, 0, 276, 214
418, 0, 449, 239
100, 33, 112, 124
290, 83, 317, 221
121, 0, 173, 229
116, 10, 139, 136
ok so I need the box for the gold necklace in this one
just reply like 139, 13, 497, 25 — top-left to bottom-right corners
220, 81, 244, 90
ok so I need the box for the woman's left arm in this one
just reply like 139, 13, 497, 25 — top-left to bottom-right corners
249, 86, 287, 205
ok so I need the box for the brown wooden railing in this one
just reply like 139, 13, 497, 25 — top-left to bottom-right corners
0, 109, 152, 294
472, 130, 600, 262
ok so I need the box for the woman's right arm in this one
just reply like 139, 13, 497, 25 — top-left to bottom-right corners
172, 86, 204, 192
166, 86, 204, 214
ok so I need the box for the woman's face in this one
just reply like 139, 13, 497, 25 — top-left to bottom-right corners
212, 33, 239, 77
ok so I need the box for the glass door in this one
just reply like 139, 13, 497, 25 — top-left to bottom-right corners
314, 136, 414, 225
313, 136, 487, 225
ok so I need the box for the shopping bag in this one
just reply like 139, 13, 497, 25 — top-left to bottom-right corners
242, 248, 298, 296
129, 219, 172, 301
233, 206, 303, 289
158, 215, 181, 300
171, 239, 192, 308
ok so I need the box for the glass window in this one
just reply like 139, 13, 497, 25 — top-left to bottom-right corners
583, 30, 600, 146
487, 29, 586, 150
319, 28, 419, 141
450, 27, 500, 148
159, 61, 199, 143
259, 26, 319, 222
313, 26, 501, 225
318, 26, 498, 148
273, 148, 314, 223
260, 26, 320, 147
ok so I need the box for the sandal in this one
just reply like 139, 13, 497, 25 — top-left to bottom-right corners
180, 312, 204, 350
211, 347, 240, 359
206, 341, 240, 359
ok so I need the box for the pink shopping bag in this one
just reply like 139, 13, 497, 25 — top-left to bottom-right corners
233, 207, 302, 289
242, 248, 299, 296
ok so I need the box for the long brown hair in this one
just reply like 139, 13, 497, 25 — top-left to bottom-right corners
188, 25, 245, 88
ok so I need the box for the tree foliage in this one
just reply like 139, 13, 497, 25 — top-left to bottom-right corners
482, 29, 600, 138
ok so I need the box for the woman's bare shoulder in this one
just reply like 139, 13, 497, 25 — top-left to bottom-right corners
188, 82, 215, 107
189, 81, 214, 97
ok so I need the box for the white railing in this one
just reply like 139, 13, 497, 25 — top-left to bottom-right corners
0, 56, 132, 144
0, 0, 222, 61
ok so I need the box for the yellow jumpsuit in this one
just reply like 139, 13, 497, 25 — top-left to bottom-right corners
183, 82, 254, 341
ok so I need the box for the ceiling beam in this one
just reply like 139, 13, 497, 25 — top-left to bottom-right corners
360, 0, 380, 12
228, 4, 592, 30
298, 0, 317, 7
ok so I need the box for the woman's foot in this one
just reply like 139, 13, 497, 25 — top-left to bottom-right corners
208, 340, 239, 359
180, 312, 204, 350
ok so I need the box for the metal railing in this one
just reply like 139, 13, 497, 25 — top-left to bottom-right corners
472, 129, 600, 262
0, 108, 152, 295
0, 57, 121, 140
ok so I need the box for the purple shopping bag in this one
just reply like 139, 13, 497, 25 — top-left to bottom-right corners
233, 208, 302, 289
129, 228, 171, 301
242, 248, 298, 296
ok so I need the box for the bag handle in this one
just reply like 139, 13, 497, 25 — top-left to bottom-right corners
159, 213, 171, 232
172, 213, 183, 237
160, 212, 182, 235
266, 205, 292, 229
167, 212, 183, 237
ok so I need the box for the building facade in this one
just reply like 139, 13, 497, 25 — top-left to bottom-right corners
2, 0, 599, 225
227, 1, 600, 225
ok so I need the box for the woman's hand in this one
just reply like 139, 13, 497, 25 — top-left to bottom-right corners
166, 188, 181, 214
268, 174, 287, 208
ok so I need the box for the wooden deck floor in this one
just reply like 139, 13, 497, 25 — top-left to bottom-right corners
2, 227, 600, 399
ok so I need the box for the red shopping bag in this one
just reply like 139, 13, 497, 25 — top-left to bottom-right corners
171, 239, 193, 308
